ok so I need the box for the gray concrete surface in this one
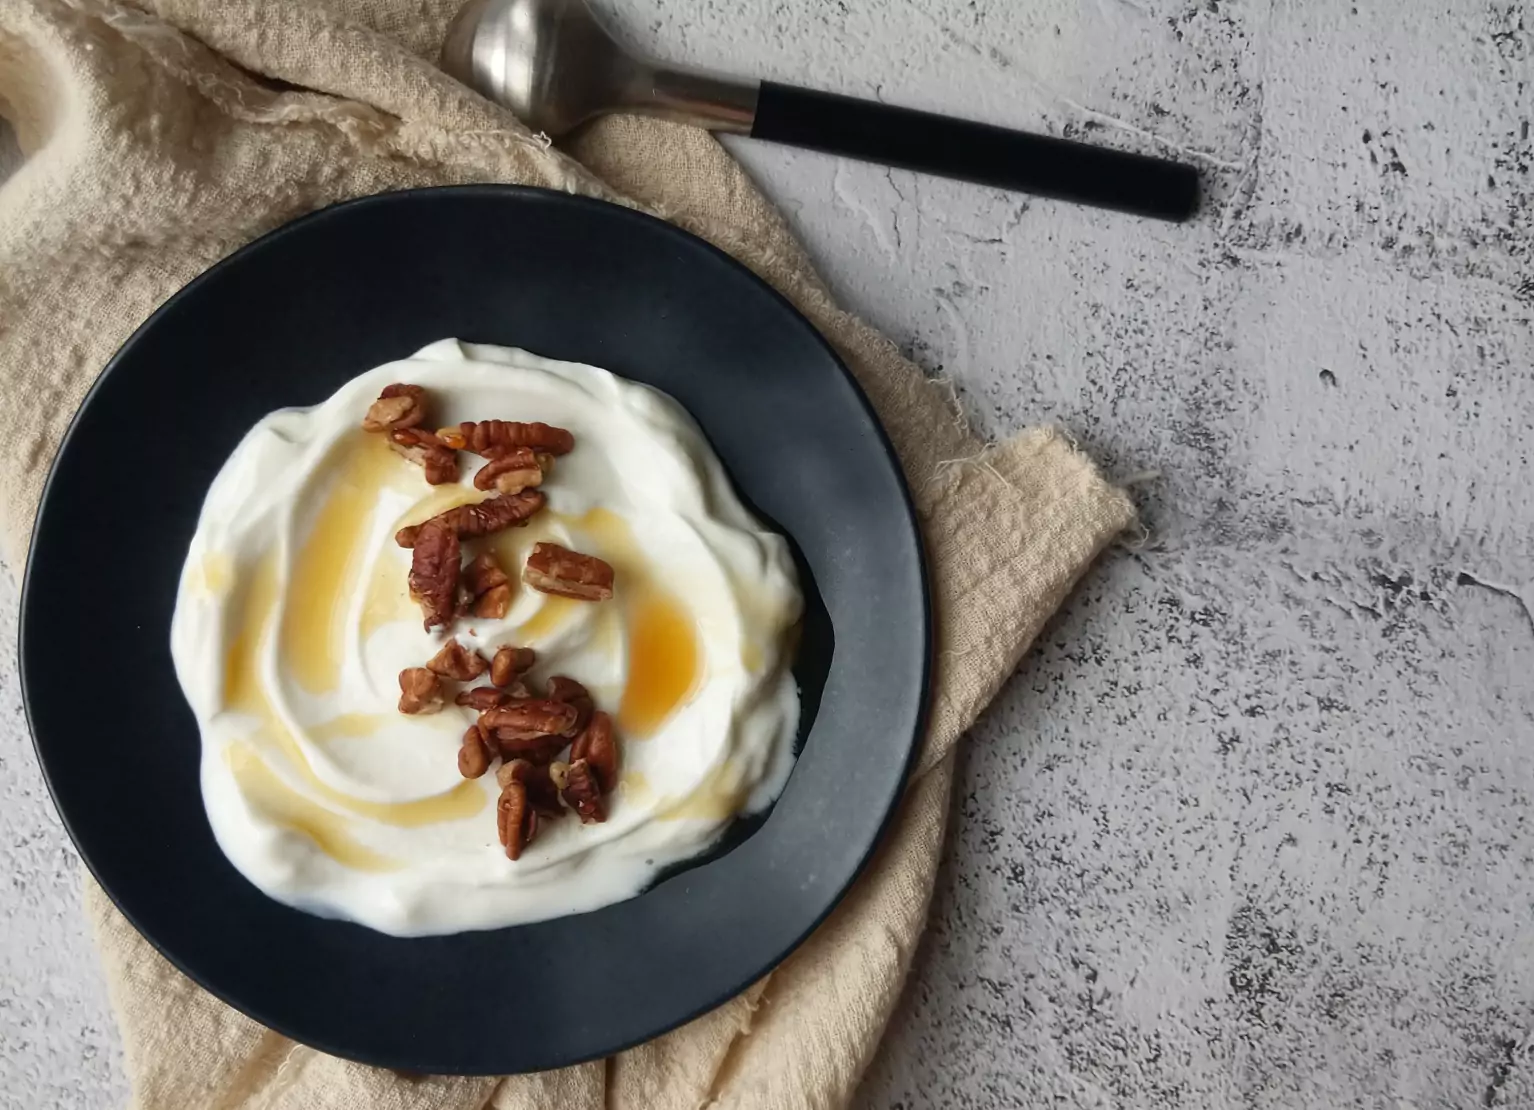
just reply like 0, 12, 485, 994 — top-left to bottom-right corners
3, 0, 1533, 1106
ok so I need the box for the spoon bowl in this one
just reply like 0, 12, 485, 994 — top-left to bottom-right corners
441, 0, 756, 137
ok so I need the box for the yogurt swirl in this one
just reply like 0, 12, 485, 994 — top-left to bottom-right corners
170, 339, 802, 936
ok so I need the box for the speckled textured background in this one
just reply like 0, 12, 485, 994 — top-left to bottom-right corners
3, 0, 1532, 1106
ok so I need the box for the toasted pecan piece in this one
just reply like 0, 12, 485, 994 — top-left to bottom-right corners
496, 781, 536, 860
407, 519, 459, 630
491, 645, 537, 688
388, 427, 459, 485
395, 491, 546, 549
457, 724, 494, 779
463, 553, 513, 620
480, 699, 581, 741
561, 758, 607, 823
523, 543, 614, 601
460, 419, 574, 458
492, 733, 570, 764
398, 667, 444, 715
426, 640, 489, 681
569, 710, 617, 794
451, 491, 547, 539
546, 675, 594, 735
474, 585, 511, 619
464, 553, 509, 595
456, 686, 512, 712
362, 383, 426, 432
474, 447, 545, 495
498, 758, 564, 817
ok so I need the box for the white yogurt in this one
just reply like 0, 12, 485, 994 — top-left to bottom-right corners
170, 339, 802, 936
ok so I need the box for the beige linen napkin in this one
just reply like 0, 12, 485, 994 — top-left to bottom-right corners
0, 1, 1135, 1106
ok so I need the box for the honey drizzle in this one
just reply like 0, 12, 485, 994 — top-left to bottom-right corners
280, 433, 412, 693
223, 550, 488, 853
566, 508, 702, 737
226, 745, 402, 872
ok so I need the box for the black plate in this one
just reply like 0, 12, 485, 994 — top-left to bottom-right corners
21, 186, 930, 1074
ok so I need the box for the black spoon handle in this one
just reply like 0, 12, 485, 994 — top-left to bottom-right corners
749, 81, 1199, 223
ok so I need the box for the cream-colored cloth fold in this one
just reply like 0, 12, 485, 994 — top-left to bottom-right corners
0, 1, 1135, 1107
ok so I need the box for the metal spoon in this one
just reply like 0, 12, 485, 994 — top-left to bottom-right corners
441, 0, 1199, 222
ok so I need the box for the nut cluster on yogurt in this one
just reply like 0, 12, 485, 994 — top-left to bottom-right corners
361, 380, 625, 860
170, 340, 803, 936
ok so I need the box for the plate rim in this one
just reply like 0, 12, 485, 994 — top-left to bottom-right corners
19, 183, 933, 1072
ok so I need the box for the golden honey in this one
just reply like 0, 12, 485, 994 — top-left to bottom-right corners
308, 713, 391, 742
619, 590, 700, 737
227, 745, 402, 872
567, 507, 703, 737
225, 550, 489, 830
358, 547, 419, 637
656, 761, 749, 822
281, 433, 412, 694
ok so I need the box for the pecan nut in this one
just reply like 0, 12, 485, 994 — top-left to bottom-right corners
395, 491, 546, 548
523, 543, 615, 601
455, 686, 512, 712
480, 699, 581, 740
425, 639, 489, 681
362, 383, 426, 433
463, 553, 512, 620
498, 758, 564, 817
492, 733, 570, 764
457, 724, 493, 779
397, 667, 444, 715
388, 427, 459, 485
490, 645, 537, 688
474, 447, 545, 495
496, 781, 536, 860
464, 553, 509, 596
546, 675, 594, 735
561, 758, 607, 823
407, 519, 459, 629
474, 584, 511, 619
569, 710, 617, 794
460, 419, 575, 458
452, 492, 547, 540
